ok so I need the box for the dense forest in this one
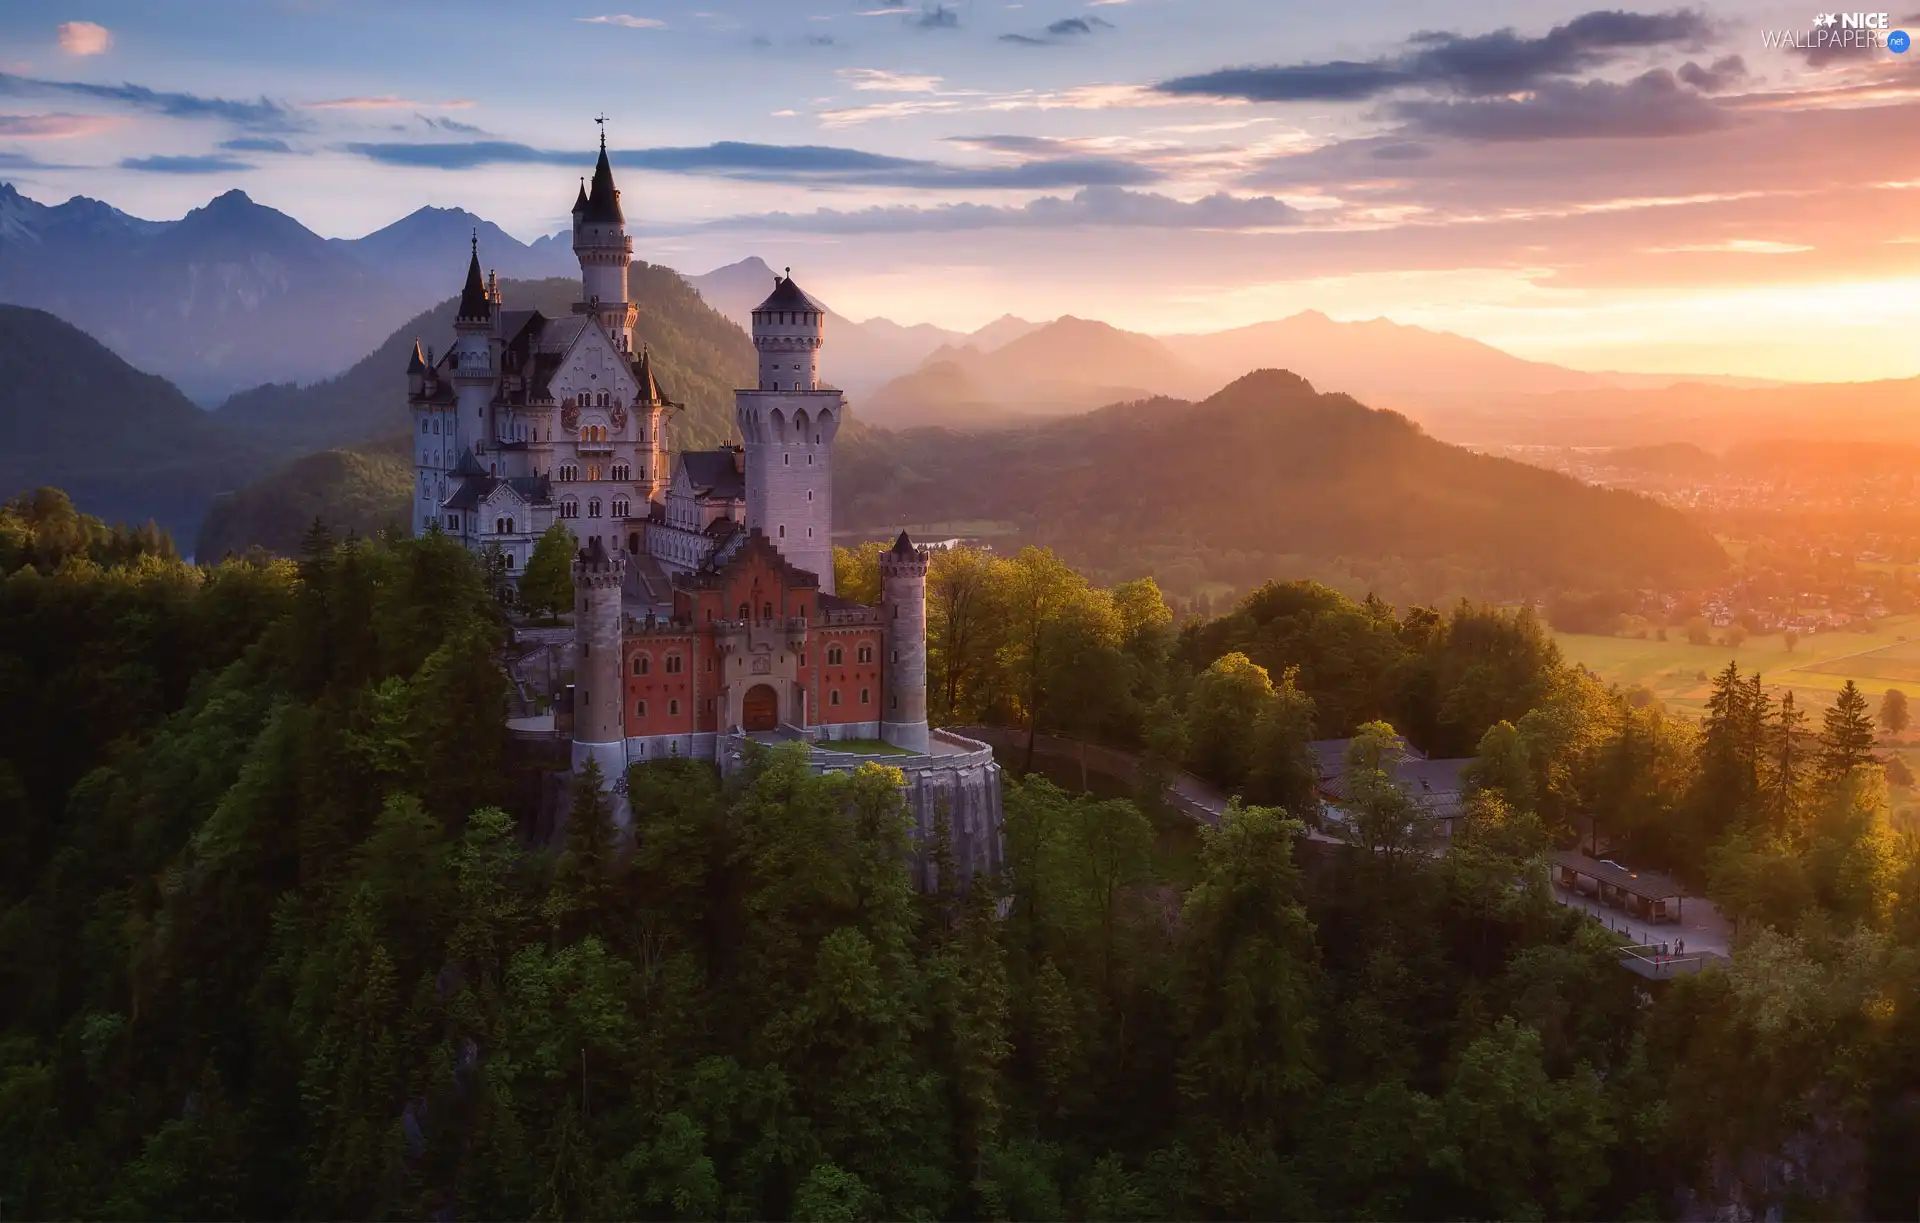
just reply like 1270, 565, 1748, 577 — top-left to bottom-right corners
6, 485, 1920, 1220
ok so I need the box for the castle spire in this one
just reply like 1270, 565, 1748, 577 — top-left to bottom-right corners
456, 230, 489, 322
583, 118, 623, 225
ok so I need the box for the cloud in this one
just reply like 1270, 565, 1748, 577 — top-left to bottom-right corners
1002, 14, 1113, 43
910, 4, 959, 29
1157, 7, 1712, 102
57, 21, 111, 56
1677, 54, 1745, 92
1392, 69, 1728, 140
840, 68, 944, 91
0, 150, 81, 169
218, 136, 293, 152
694, 185, 1305, 233
855, 5, 911, 12
340, 137, 1158, 188
303, 95, 474, 109
577, 13, 667, 27
0, 112, 118, 138
418, 113, 486, 133
0, 71, 292, 129
120, 153, 255, 174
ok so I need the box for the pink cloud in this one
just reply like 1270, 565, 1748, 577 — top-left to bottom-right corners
57, 21, 111, 56
0, 112, 120, 138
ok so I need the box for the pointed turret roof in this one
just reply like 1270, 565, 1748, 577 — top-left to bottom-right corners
456, 232, 489, 321
582, 131, 623, 225
406, 337, 426, 374
889, 530, 916, 556
753, 269, 826, 314
572, 177, 589, 214
633, 345, 670, 404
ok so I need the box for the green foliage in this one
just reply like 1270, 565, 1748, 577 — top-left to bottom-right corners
194, 442, 413, 562
519, 522, 577, 620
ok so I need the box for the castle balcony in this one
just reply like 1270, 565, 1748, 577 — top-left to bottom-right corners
576, 439, 616, 455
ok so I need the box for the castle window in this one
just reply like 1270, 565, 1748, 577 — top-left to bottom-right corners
636, 699, 647, 718
807, 490, 813, 502
506, 554, 515, 570
612, 498, 630, 518
628, 531, 639, 553
738, 602, 750, 621
826, 645, 844, 666
589, 464, 601, 482
495, 517, 504, 534
588, 499, 602, 518
664, 653, 683, 674
669, 699, 679, 716
892, 694, 898, 710
421, 420, 429, 434
860, 688, 870, 705
800, 651, 807, 667
778, 525, 786, 539
783, 454, 789, 466
507, 518, 514, 533
633, 654, 650, 676
857, 645, 873, 664
807, 527, 813, 539
762, 602, 774, 620
561, 499, 578, 519
830, 689, 841, 707
707, 657, 714, 672
892, 650, 899, 663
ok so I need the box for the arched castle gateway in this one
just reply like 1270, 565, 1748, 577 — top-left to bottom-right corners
414, 129, 1003, 882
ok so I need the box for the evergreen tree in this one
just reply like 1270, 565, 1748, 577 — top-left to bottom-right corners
1765, 690, 1809, 831
1820, 680, 1878, 783
550, 758, 621, 938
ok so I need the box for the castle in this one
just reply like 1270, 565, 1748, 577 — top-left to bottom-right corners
409, 132, 1002, 879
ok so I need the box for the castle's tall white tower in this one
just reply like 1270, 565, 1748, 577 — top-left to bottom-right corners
450, 236, 497, 460
736, 270, 841, 592
572, 129, 635, 351
571, 537, 631, 824
880, 532, 930, 753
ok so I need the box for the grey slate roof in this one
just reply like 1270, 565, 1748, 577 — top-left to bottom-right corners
457, 239, 489, 321
753, 272, 826, 315
582, 144, 623, 225
680, 449, 745, 500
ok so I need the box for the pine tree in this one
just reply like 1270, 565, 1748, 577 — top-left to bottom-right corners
1765, 690, 1809, 831
551, 758, 620, 939
1820, 680, 1878, 783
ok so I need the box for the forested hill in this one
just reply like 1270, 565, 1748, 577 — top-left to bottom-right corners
0, 305, 266, 541
841, 369, 1727, 602
215, 264, 756, 460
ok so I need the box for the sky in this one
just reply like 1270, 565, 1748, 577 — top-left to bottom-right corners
4, 0, 1920, 381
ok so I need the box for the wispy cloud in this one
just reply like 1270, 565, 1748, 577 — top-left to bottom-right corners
578, 13, 667, 27
218, 136, 294, 152
0, 112, 118, 139
1648, 238, 1813, 254
120, 153, 255, 174
0, 71, 293, 129
693, 185, 1306, 233
303, 95, 474, 110
1392, 69, 1728, 141
339, 137, 1159, 188
1156, 8, 1712, 102
909, 4, 959, 29
57, 21, 111, 56
418, 113, 486, 133
815, 80, 1229, 127
839, 68, 946, 92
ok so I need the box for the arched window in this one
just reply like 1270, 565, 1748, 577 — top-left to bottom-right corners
633, 654, 650, 676
421, 419, 429, 434
588, 465, 601, 482
588, 499, 602, 519
857, 645, 872, 664
507, 517, 514, 533
495, 517, 504, 534
826, 645, 844, 666
860, 688, 870, 705
669, 698, 680, 716
762, 601, 774, 621
635, 699, 648, 718
830, 689, 842, 706
561, 499, 578, 519
628, 531, 639, 553
664, 653, 683, 674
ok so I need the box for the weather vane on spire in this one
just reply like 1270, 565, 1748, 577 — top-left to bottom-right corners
595, 112, 608, 150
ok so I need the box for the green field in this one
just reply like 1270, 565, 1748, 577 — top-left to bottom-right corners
1555, 615, 1920, 717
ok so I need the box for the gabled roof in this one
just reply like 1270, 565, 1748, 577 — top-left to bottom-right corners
445, 473, 553, 512
679, 449, 745, 501
633, 346, 672, 405
681, 527, 819, 590
753, 271, 826, 315
452, 448, 487, 477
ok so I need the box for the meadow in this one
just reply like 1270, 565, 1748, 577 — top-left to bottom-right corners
1554, 614, 1920, 718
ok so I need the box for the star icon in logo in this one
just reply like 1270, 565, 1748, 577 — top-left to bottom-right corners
1812, 12, 1837, 25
